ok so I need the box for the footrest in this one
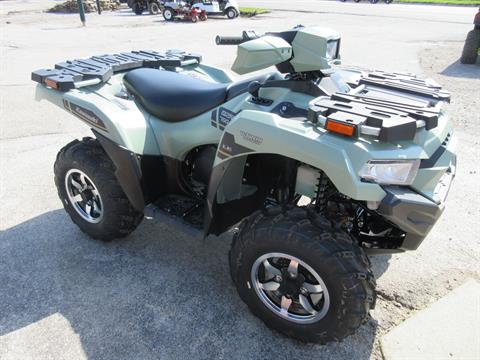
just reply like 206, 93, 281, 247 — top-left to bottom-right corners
144, 195, 205, 238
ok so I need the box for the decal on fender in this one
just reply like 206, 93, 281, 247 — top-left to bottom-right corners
211, 108, 241, 131
64, 100, 108, 132
217, 132, 254, 160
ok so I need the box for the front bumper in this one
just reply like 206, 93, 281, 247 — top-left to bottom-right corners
377, 155, 456, 251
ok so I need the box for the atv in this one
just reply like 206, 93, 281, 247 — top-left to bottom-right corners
460, 7, 480, 64
32, 25, 456, 343
163, 0, 207, 22
191, 0, 239, 19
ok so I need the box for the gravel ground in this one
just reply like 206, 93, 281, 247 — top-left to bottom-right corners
0, 2, 479, 359
421, 43, 480, 132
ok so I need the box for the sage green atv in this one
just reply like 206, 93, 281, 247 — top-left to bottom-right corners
32, 25, 456, 343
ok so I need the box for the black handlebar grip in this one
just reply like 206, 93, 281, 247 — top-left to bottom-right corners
215, 35, 245, 45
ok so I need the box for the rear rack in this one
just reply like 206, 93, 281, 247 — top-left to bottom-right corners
31, 50, 202, 91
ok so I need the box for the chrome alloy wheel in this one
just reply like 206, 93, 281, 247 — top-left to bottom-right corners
251, 253, 330, 324
64, 169, 104, 224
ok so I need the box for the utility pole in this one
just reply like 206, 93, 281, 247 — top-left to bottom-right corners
76, 0, 86, 26
96, 0, 102, 15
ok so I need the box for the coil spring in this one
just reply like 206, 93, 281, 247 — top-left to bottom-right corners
314, 171, 330, 213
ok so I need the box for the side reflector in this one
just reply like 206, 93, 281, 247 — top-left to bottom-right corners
45, 79, 58, 89
326, 120, 355, 137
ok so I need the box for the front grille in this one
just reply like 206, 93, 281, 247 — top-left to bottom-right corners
442, 132, 451, 147
433, 155, 456, 204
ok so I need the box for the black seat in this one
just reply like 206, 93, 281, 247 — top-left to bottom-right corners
124, 68, 227, 122
123, 68, 279, 122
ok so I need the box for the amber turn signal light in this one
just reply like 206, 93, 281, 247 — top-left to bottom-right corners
44, 79, 58, 89
326, 120, 355, 137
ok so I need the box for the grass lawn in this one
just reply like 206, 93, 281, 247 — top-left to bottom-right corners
239, 7, 270, 17
396, 0, 480, 5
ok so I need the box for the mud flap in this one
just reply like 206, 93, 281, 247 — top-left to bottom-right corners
93, 130, 146, 212
204, 131, 263, 237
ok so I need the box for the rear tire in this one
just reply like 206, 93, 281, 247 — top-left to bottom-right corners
229, 206, 376, 343
133, 2, 144, 15
54, 138, 143, 241
461, 29, 480, 64
149, 2, 160, 15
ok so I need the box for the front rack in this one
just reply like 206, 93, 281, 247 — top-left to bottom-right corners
350, 71, 451, 102
31, 50, 202, 91
307, 70, 450, 142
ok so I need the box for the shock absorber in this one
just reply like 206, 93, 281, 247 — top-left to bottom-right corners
314, 171, 330, 213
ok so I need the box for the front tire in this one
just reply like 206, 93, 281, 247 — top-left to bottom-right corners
226, 7, 237, 19
163, 7, 174, 21
230, 206, 376, 343
54, 138, 143, 241
461, 29, 480, 64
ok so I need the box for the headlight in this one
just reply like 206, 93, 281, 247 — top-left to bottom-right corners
326, 40, 339, 60
359, 160, 420, 185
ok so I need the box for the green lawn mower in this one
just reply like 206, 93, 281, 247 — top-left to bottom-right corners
32, 25, 456, 343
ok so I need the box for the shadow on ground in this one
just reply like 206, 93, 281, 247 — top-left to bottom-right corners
440, 59, 480, 79
370, 254, 392, 279
0, 210, 381, 359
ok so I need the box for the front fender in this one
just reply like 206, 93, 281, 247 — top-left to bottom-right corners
205, 110, 398, 236
213, 110, 391, 200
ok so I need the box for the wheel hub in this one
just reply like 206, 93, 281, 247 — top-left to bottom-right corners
251, 253, 330, 324
278, 269, 305, 298
64, 169, 104, 224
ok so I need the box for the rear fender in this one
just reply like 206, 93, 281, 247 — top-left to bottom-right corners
35, 82, 161, 156
35, 82, 163, 212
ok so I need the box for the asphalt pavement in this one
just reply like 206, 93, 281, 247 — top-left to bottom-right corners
0, 1, 479, 359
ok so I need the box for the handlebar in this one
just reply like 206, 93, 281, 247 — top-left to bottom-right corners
215, 31, 261, 46
215, 35, 246, 46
